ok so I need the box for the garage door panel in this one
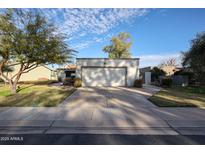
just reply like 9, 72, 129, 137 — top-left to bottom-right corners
82, 67, 126, 86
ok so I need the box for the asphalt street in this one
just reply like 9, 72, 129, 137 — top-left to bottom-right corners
1, 134, 205, 145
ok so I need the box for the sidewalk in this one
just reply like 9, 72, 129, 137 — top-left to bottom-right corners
0, 107, 205, 135
0, 87, 205, 135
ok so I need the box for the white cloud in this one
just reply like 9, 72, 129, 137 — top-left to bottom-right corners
63, 8, 148, 35
138, 53, 182, 68
72, 40, 93, 50
72, 36, 108, 50
41, 8, 149, 49
93, 37, 103, 43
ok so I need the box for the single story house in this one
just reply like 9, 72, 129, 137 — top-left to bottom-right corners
6, 64, 57, 81
76, 58, 140, 87
57, 64, 76, 81
140, 66, 179, 77
140, 66, 181, 84
139, 66, 191, 86
139, 66, 153, 84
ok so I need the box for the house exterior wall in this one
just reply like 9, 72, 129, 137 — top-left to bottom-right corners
76, 58, 140, 87
7, 65, 57, 81
139, 66, 152, 83
145, 72, 151, 84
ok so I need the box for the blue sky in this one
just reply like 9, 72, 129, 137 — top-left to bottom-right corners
43, 8, 205, 67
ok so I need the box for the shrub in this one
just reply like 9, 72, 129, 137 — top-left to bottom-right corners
134, 79, 143, 88
161, 78, 172, 87
151, 79, 161, 87
151, 67, 166, 82
74, 78, 82, 88
57, 76, 62, 82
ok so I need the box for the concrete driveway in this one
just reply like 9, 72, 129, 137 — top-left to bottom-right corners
1, 86, 205, 135
58, 86, 163, 124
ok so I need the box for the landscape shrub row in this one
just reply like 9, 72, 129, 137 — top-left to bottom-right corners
74, 78, 82, 88
63, 77, 82, 88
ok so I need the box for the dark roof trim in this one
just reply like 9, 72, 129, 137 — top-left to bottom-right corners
57, 68, 76, 71
76, 58, 140, 60
139, 66, 153, 69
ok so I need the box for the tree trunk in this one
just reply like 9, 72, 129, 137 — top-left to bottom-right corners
10, 82, 17, 94
10, 72, 22, 94
8, 78, 18, 94
1, 63, 24, 94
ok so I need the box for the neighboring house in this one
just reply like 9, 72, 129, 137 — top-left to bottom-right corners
57, 64, 76, 81
173, 67, 194, 85
140, 66, 179, 78
139, 66, 153, 84
140, 66, 180, 84
139, 66, 152, 76
140, 65, 192, 86
173, 67, 193, 74
7, 64, 57, 81
76, 58, 140, 87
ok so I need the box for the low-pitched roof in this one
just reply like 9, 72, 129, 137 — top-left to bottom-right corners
57, 64, 76, 71
65, 64, 76, 70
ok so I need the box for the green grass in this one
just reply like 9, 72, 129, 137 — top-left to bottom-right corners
0, 83, 75, 107
149, 86, 205, 107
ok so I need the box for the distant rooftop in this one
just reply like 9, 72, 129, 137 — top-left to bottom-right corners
57, 64, 76, 70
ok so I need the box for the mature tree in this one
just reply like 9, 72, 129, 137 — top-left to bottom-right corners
159, 57, 178, 68
103, 32, 132, 58
0, 9, 75, 93
2, 65, 13, 72
0, 65, 13, 85
182, 32, 205, 85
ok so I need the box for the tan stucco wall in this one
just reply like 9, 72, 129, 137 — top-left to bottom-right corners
7, 65, 57, 81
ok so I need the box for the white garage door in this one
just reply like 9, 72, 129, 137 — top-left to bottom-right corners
82, 67, 126, 86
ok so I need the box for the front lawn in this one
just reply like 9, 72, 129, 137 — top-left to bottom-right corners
149, 86, 205, 107
0, 83, 75, 107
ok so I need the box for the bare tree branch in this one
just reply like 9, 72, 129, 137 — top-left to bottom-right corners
10, 63, 24, 81
0, 60, 10, 82
159, 57, 178, 68
22, 64, 38, 74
